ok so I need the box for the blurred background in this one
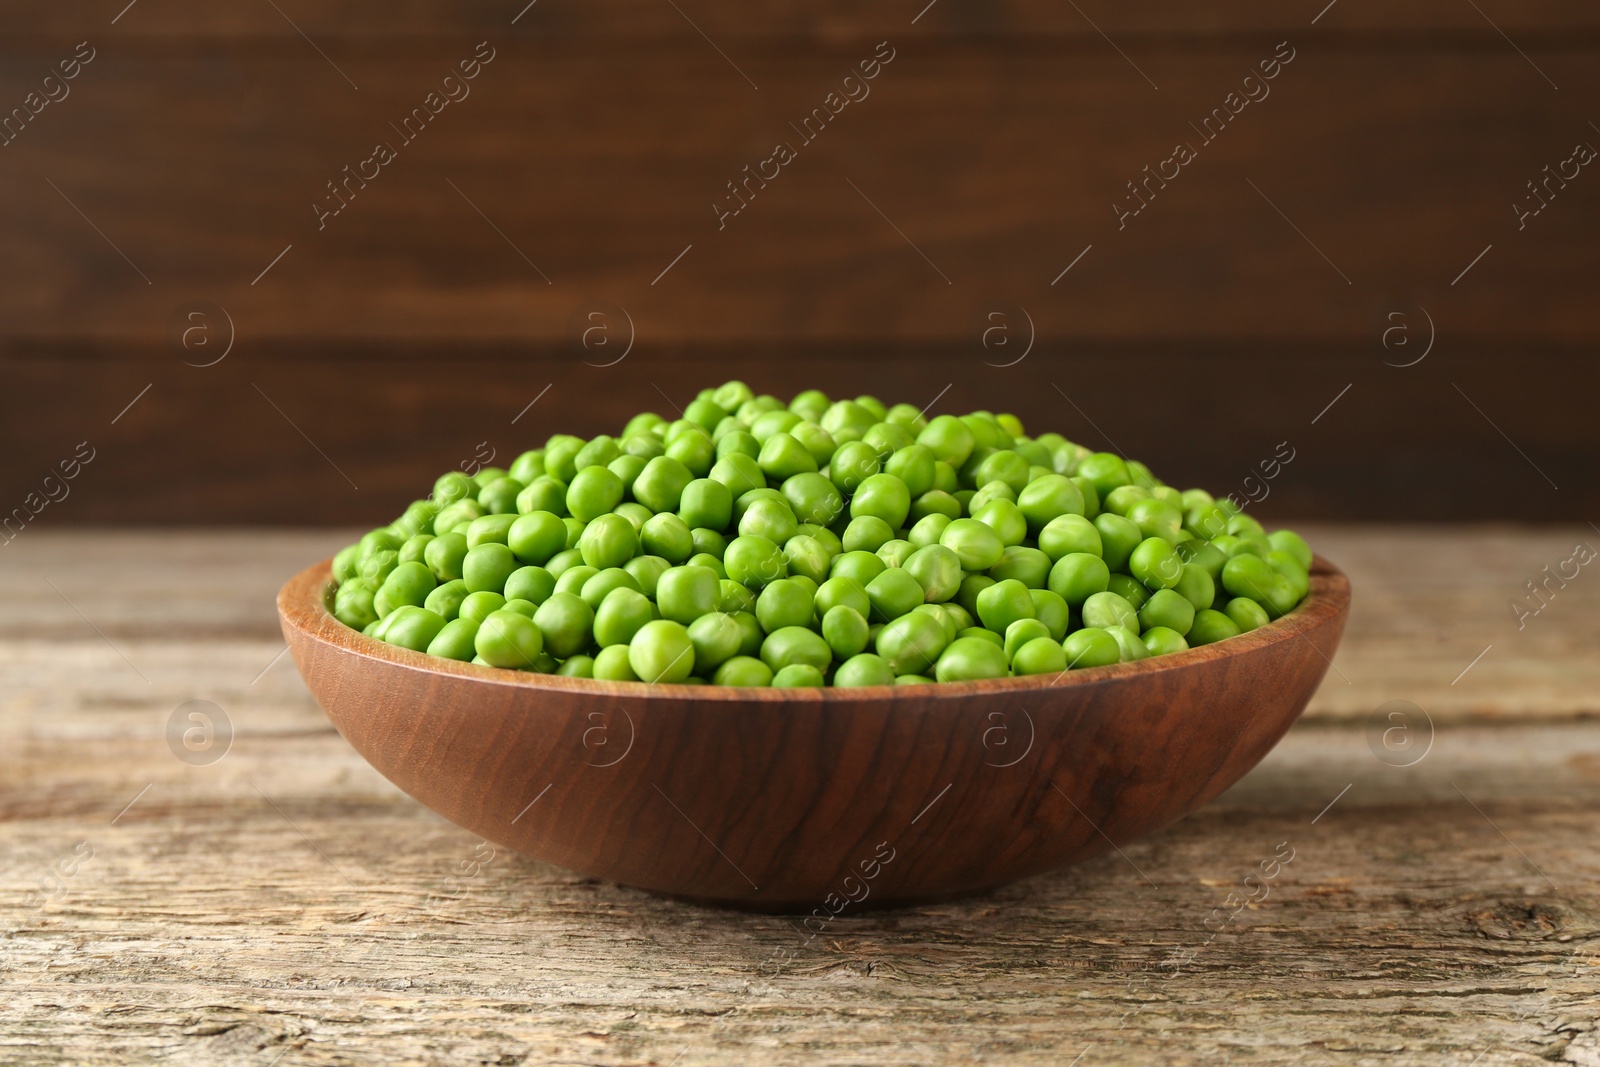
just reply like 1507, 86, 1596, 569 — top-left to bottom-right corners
2, 0, 1595, 526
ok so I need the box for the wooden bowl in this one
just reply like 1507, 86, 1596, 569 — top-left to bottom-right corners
279, 557, 1349, 911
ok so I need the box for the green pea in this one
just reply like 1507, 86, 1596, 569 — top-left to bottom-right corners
593, 644, 640, 681
885, 445, 937, 498
791, 421, 837, 467
913, 602, 958, 645
1062, 627, 1120, 669
1036, 514, 1100, 562
708, 452, 766, 497
972, 499, 1028, 549
782, 534, 831, 584
757, 432, 818, 481
607, 454, 647, 490
1012, 635, 1067, 675
433, 499, 485, 537
829, 440, 881, 494
718, 578, 757, 614
375, 561, 436, 617
1221, 554, 1285, 613
939, 518, 1004, 571
843, 515, 896, 553
900, 544, 961, 603
1077, 452, 1131, 496
333, 578, 379, 630
1015, 474, 1085, 534
1266, 550, 1310, 602
749, 409, 802, 443
1223, 596, 1270, 632
1142, 626, 1189, 657
771, 663, 826, 687
462, 543, 517, 594
1048, 552, 1110, 607
850, 473, 912, 529
874, 610, 948, 675
361, 549, 400, 586
463, 513, 515, 551
678, 478, 732, 531
631, 455, 695, 513
665, 431, 715, 477
798, 523, 843, 557
955, 573, 995, 617
532, 592, 593, 659
974, 578, 1034, 634
1126, 498, 1184, 543
458, 590, 507, 624
500, 598, 536, 618
433, 471, 474, 506
756, 578, 815, 632
1029, 588, 1071, 641
475, 609, 545, 669
656, 565, 720, 625
863, 421, 915, 461
1174, 561, 1217, 612
968, 480, 1017, 513
821, 604, 871, 660
761, 626, 832, 673
1129, 537, 1184, 591
515, 476, 568, 517
503, 566, 556, 607
815, 575, 871, 620
505, 511, 564, 567
1139, 588, 1195, 636
545, 547, 583, 578
554, 654, 594, 678
624, 619, 692, 682
687, 612, 744, 675
739, 498, 801, 545
1081, 591, 1139, 632
560, 517, 586, 550
554, 564, 598, 597
1003, 618, 1052, 663
1093, 513, 1142, 572
1105, 625, 1150, 663
724, 534, 787, 589
397, 534, 434, 567
830, 550, 886, 588
1188, 609, 1243, 646
934, 636, 1009, 682
917, 414, 976, 467
1102, 484, 1150, 517
477, 476, 523, 516
866, 567, 925, 622
426, 617, 480, 661
713, 655, 773, 687
730, 610, 764, 656
1106, 574, 1150, 611
989, 545, 1051, 589
908, 512, 954, 549
622, 554, 670, 597
380, 606, 448, 653
833, 653, 896, 687
1269, 529, 1313, 570
419, 578, 466, 621
877, 539, 915, 568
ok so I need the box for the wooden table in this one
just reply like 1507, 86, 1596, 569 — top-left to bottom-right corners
4, 527, 1598, 1066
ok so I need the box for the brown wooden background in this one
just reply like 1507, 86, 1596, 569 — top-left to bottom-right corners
1, 1, 1596, 525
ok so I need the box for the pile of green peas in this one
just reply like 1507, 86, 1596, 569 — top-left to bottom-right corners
328, 382, 1314, 687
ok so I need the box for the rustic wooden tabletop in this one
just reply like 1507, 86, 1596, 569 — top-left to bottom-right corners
3, 526, 1598, 1066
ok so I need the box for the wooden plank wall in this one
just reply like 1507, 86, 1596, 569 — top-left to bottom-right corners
0, 1, 1595, 524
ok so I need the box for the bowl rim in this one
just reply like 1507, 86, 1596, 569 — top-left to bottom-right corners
280, 555, 1349, 703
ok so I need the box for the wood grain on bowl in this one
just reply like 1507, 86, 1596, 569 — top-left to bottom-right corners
279, 557, 1350, 910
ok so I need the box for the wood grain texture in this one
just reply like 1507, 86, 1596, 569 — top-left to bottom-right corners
2, 530, 1599, 1064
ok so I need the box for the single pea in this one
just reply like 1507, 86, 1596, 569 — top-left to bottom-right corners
934, 636, 1009, 682
593, 644, 640, 681
885, 445, 938, 498
358, 528, 406, 563
724, 534, 787, 589
1047, 552, 1110, 607
843, 515, 897, 553
334, 579, 379, 630
1082, 590, 1139, 632
629, 619, 696, 683
593, 588, 653, 647
973, 450, 1029, 494
798, 523, 843, 556
908, 512, 954, 549
1139, 588, 1196, 636
718, 578, 757, 614
902, 544, 962, 603
544, 438, 584, 482
1028, 588, 1071, 641
1093, 513, 1142, 572
739, 498, 801, 545
571, 513, 635, 571
426, 616, 480, 661
692, 526, 729, 558
563, 466, 623, 524
815, 575, 871, 620
677, 478, 732, 532
1188, 609, 1243, 646
1105, 625, 1150, 663
1102, 484, 1151, 517
1106, 573, 1150, 611
917, 414, 976, 467
687, 612, 744, 675
1037, 514, 1100, 562
553, 564, 598, 597
791, 421, 837, 468
477, 476, 524, 516
781, 534, 831, 585
433, 471, 475, 506
462, 543, 518, 594
1012, 635, 1068, 675
607, 453, 648, 490
909, 492, 962, 528
705, 451, 763, 498
958, 626, 1004, 649
1174, 561, 1217, 613
1062, 627, 1121, 669
1077, 452, 1132, 496
729, 610, 764, 656
771, 664, 826, 687
381, 606, 449, 653
758, 431, 818, 480
516, 475, 569, 518
761, 626, 832, 673
830, 549, 886, 588
543, 547, 582, 579
712, 655, 773, 687
333, 543, 363, 583
1266, 550, 1310, 602
628, 512, 688, 565
865, 567, 925, 622
374, 561, 436, 617
733, 487, 787, 524
1221, 554, 1280, 608
665, 431, 715, 478
940, 518, 1005, 571
628, 455, 693, 514
657, 565, 721, 625
475, 609, 545, 668
1003, 618, 1053, 663
896, 673, 934, 685
968, 479, 1017, 513
955, 573, 995, 618
560, 517, 585, 550
989, 545, 1051, 590
532, 592, 594, 659
863, 421, 915, 461
503, 566, 556, 607
506, 511, 565, 567
1269, 529, 1314, 571
556, 654, 596, 678
1142, 626, 1189, 657
972, 499, 1028, 548
1016, 474, 1085, 534
756, 578, 815, 632
458, 590, 507, 624
826, 440, 879, 495
821, 604, 872, 660
1126, 498, 1185, 543
508, 603, 541, 623
1129, 537, 1184, 591
914, 602, 958, 645
875, 610, 950, 675
619, 554, 669, 598
360, 549, 400, 586
976, 579, 1036, 634
1223, 596, 1271, 632
833, 653, 896, 687
749, 408, 802, 443
422, 578, 469, 621
876, 540, 914, 569
851, 473, 912, 530
398, 533, 434, 567
433, 499, 485, 537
